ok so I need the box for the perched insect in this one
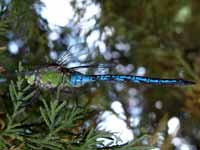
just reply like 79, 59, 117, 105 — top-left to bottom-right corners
24, 45, 194, 89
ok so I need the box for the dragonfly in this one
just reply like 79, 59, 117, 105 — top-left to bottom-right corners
24, 45, 195, 90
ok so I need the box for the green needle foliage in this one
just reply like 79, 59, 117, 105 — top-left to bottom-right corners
4, 0, 199, 149
0, 63, 154, 149
0, 63, 35, 149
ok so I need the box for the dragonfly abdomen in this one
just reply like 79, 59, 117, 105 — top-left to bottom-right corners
70, 73, 94, 87
69, 73, 194, 87
93, 75, 194, 85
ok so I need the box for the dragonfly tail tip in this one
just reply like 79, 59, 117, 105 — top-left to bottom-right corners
181, 79, 195, 85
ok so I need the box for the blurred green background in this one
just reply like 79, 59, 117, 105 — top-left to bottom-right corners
0, 0, 200, 149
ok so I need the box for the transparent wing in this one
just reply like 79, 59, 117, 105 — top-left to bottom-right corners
68, 63, 116, 74
56, 43, 90, 66
68, 63, 116, 70
56, 43, 116, 74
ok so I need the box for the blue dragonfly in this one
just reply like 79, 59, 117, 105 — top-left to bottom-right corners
24, 44, 195, 89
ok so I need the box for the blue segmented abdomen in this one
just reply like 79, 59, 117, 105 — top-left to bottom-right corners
70, 73, 94, 87
69, 74, 194, 87
94, 75, 194, 85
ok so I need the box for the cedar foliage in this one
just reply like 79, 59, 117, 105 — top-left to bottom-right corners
1, 0, 200, 149
0, 0, 153, 149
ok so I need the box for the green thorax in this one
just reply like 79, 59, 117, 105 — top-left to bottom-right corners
25, 67, 71, 89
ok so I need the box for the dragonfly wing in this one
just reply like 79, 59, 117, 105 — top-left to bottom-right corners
56, 43, 90, 66
68, 63, 116, 70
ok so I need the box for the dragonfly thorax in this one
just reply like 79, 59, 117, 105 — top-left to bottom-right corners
25, 67, 71, 89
